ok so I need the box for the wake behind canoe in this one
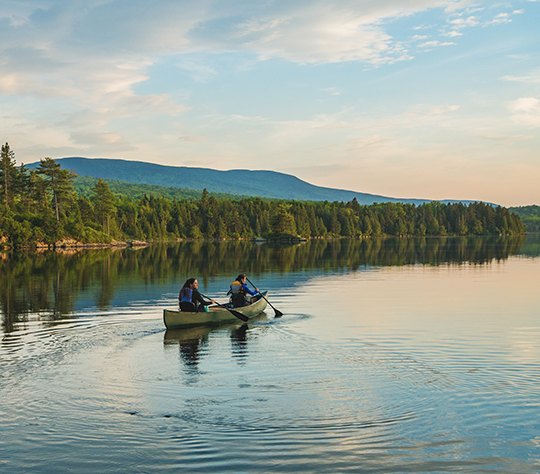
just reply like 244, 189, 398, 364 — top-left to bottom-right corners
163, 291, 268, 329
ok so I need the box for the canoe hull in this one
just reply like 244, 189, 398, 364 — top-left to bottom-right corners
163, 292, 268, 329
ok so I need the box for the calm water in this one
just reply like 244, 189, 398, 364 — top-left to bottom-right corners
1, 236, 539, 473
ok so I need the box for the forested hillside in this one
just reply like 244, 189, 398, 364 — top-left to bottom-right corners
0, 146, 526, 247
509, 206, 540, 233
73, 175, 255, 201
28, 157, 479, 206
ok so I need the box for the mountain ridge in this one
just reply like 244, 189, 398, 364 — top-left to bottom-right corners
27, 157, 483, 205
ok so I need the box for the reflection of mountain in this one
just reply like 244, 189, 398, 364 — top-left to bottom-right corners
0, 235, 531, 332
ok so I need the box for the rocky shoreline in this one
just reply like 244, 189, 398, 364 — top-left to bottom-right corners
0, 239, 151, 250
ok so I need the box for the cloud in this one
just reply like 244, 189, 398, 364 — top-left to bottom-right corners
474, 133, 535, 143
427, 105, 460, 115
441, 30, 462, 37
418, 40, 456, 48
2, 0, 476, 76
502, 73, 540, 84
507, 97, 540, 127
487, 13, 511, 25
439, 6, 525, 40
70, 131, 136, 152
448, 15, 479, 29
346, 135, 394, 152
175, 124, 206, 143
177, 60, 218, 82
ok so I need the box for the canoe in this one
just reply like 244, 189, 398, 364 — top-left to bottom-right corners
163, 291, 269, 329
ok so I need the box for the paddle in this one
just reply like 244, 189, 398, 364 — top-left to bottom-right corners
245, 277, 283, 318
199, 292, 249, 322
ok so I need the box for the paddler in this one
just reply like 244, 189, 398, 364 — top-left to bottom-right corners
179, 278, 215, 312
228, 273, 259, 307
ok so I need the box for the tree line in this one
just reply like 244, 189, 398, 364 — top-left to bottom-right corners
0, 143, 525, 247
509, 205, 540, 233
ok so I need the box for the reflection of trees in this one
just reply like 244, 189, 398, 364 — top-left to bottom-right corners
164, 323, 251, 373
0, 235, 528, 332
518, 233, 540, 258
231, 324, 249, 364
164, 327, 211, 379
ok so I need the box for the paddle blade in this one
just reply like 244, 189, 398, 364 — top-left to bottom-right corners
273, 309, 283, 318
230, 309, 249, 322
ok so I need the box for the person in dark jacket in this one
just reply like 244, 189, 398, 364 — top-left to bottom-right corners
179, 278, 214, 312
228, 273, 258, 307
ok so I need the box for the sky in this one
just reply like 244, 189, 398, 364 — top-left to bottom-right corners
0, 0, 539, 207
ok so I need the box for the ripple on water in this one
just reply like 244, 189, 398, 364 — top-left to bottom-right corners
2, 302, 540, 473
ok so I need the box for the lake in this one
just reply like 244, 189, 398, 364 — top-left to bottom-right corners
1, 235, 539, 473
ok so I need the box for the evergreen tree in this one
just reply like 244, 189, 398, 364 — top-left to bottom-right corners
92, 179, 116, 236
37, 157, 77, 222
0, 143, 17, 210
269, 203, 296, 236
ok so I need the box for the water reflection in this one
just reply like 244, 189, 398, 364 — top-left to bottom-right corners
164, 323, 253, 378
230, 324, 249, 364
0, 235, 533, 333
164, 327, 212, 377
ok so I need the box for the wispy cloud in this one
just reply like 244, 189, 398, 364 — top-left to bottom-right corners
475, 133, 535, 143
418, 40, 456, 48
487, 13, 511, 25
441, 30, 463, 37
428, 105, 461, 115
503, 73, 540, 84
508, 97, 540, 128
448, 15, 480, 29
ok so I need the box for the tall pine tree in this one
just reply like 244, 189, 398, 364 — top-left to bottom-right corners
0, 143, 18, 211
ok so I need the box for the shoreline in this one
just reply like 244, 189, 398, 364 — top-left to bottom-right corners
0, 232, 529, 251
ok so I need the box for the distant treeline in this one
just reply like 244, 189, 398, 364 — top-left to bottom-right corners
0, 146, 526, 246
509, 205, 540, 233
73, 175, 256, 202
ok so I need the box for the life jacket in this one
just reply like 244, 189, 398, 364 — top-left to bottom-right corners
229, 281, 248, 307
229, 281, 247, 296
179, 288, 198, 312
179, 288, 193, 302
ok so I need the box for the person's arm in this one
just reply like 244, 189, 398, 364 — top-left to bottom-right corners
242, 283, 258, 296
193, 289, 214, 305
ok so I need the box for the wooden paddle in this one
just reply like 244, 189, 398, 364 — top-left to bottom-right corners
245, 277, 283, 318
199, 293, 249, 322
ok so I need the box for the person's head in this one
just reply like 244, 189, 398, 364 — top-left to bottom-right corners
181, 278, 198, 295
236, 273, 247, 284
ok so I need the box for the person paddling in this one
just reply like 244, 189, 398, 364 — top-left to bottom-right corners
179, 278, 215, 312
228, 273, 259, 307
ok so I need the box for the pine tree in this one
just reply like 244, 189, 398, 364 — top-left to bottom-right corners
0, 143, 18, 211
92, 179, 116, 236
37, 157, 77, 222
269, 203, 296, 236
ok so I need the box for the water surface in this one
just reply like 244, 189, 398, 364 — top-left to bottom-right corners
1, 235, 539, 473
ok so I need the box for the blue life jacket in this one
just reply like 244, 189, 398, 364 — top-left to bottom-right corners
180, 288, 193, 303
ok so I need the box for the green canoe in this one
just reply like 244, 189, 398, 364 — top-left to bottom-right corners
163, 291, 269, 329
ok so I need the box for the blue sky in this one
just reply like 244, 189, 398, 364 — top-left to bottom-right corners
1, 0, 539, 206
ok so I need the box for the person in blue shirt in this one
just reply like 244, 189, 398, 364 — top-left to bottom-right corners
229, 273, 259, 307
179, 278, 214, 312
